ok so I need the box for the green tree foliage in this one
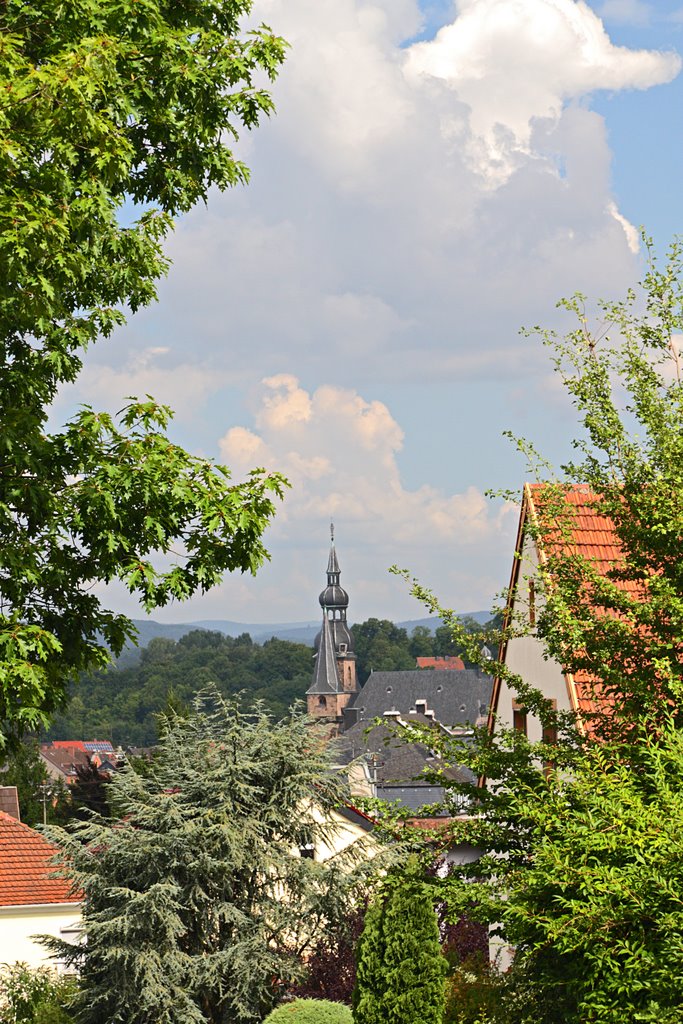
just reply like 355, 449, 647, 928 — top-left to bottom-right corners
0, 963, 77, 1024
0, 0, 288, 746
352, 619, 415, 683
353, 862, 447, 1024
393, 240, 683, 1022
352, 617, 486, 683
501, 725, 683, 1023
45, 689, 378, 1024
47, 631, 315, 745
262, 999, 353, 1023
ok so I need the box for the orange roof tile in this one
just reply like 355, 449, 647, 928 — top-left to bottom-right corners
0, 811, 79, 907
528, 484, 639, 719
416, 657, 466, 671
490, 484, 643, 732
528, 484, 628, 577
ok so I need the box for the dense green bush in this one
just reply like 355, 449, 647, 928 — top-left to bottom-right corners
353, 861, 447, 1024
0, 964, 76, 1024
262, 999, 352, 1023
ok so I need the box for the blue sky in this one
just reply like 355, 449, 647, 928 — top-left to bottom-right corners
57, 0, 683, 625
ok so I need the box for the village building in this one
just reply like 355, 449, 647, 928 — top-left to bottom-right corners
40, 739, 120, 786
488, 482, 623, 741
307, 528, 493, 811
0, 789, 80, 968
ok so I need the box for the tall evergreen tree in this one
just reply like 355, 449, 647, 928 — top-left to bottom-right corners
45, 689, 378, 1024
353, 861, 447, 1024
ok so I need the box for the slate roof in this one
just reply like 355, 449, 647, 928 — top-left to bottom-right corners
347, 669, 492, 727
334, 717, 475, 811
340, 720, 473, 782
307, 614, 341, 695
0, 811, 79, 907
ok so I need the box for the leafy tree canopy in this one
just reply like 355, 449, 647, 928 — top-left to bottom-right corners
48, 630, 315, 746
0, 0, 288, 746
392, 239, 683, 1022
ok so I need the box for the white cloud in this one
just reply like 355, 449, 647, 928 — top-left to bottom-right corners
121, 0, 680, 406
405, 0, 678, 178
54, 348, 230, 423
216, 376, 517, 618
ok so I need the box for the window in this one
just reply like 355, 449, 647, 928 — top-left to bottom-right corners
542, 700, 558, 776
512, 701, 527, 736
528, 578, 536, 627
318, 696, 326, 708
299, 844, 315, 859
339, 642, 347, 654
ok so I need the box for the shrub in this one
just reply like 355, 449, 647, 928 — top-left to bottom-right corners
262, 998, 353, 1023
0, 964, 76, 1024
353, 861, 447, 1024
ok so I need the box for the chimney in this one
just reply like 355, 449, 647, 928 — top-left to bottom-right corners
0, 786, 20, 820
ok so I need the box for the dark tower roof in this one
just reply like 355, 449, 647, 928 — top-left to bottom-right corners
307, 612, 341, 695
319, 523, 349, 613
314, 523, 355, 658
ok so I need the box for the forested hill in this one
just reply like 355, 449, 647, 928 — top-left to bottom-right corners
47, 617, 492, 747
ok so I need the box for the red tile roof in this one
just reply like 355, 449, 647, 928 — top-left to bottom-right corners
528, 484, 629, 582
527, 484, 637, 719
491, 484, 639, 730
416, 656, 465, 671
0, 811, 79, 907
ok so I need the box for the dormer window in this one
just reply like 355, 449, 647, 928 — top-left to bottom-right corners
339, 642, 347, 654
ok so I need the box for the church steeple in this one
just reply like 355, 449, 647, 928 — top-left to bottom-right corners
307, 525, 358, 723
317, 523, 354, 657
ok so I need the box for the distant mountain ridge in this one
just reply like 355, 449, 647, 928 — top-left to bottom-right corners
125, 611, 491, 652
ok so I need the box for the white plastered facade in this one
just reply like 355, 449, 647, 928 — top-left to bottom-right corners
494, 529, 574, 741
0, 903, 81, 969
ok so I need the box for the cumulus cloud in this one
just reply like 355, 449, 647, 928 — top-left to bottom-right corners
406, 0, 676, 176
117, 0, 680, 408
214, 376, 517, 619
72, 0, 682, 623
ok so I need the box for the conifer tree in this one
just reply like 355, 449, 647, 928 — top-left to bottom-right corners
45, 689, 377, 1024
353, 861, 447, 1024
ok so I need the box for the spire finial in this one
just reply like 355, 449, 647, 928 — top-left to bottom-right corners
330, 521, 335, 545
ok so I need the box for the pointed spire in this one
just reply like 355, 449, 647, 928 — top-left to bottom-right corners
326, 521, 341, 578
307, 613, 341, 695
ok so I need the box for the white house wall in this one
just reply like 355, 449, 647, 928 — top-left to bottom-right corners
497, 531, 571, 742
0, 903, 81, 969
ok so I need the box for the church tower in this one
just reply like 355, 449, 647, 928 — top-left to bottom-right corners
306, 525, 358, 723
